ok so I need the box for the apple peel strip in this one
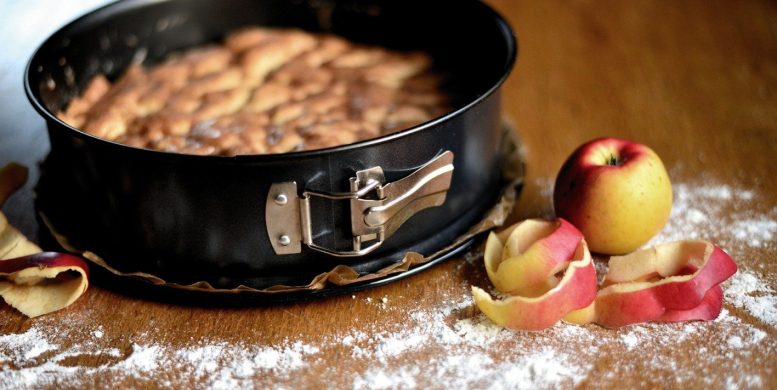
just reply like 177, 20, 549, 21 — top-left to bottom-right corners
472, 219, 597, 331
566, 240, 737, 328
0, 163, 91, 317
0, 252, 90, 317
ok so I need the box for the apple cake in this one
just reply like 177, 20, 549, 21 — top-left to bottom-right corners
58, 28, 449, 155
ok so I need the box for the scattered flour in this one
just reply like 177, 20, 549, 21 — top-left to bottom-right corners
648, 182, 776, 252
0, 328, 321, 389
0, 327, 58, 363
724, 270, 777, 329
491, 348, 589, 390
353, 368, 418, 390
620, 332, 639, 351
119, 344, 161, 373
453, 315, 504, 345
0, 181, 774, 388
727, 336, 744, 349
731, 219, 777, 248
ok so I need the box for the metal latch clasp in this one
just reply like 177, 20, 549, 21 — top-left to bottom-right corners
266, 151, 454, 257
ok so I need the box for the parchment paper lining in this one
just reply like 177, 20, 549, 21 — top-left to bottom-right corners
41, 129, 524, 294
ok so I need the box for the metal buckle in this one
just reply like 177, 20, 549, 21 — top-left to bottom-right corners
266, 151, 454, 257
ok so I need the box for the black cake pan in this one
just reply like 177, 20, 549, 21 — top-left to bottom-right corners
25, 0, 517, 293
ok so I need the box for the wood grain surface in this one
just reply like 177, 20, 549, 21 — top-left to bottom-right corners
1, 0, 776, 388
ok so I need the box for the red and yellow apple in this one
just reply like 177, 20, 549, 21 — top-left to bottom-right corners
472, 218, 597, 331
554, 137, 673, 255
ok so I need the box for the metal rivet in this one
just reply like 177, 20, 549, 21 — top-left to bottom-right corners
278, 235, 291, 246
274, 193, 288, 205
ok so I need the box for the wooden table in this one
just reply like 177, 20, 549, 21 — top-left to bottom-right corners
1, 0, 776, 388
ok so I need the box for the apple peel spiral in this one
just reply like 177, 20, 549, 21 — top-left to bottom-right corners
566, 240, 737, 328
471, 218, 598, 331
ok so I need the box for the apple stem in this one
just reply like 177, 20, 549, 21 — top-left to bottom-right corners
607, 154, 619, 166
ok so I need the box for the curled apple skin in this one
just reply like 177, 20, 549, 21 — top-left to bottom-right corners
474, 218, 597, 331
0, 252, 90, 317
569, 241, 736, 328
0, 252, 90, 276
0, 163, 92, 318
656, 285, 723, 323
488, 219, 584, 297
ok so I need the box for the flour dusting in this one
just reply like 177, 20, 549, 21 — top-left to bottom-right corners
0, 180, 775, 388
